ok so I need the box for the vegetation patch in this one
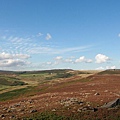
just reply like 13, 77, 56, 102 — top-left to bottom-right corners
17, 69, 72, 75
0, 76, 26, 86
0, 85, 10, 91
98, 69, 120, 75
46, 73, 73, 80
23, 112, 73, 120
22, 110, 120, 120
0, 86, 35, 101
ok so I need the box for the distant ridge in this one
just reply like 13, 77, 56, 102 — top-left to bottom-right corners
0, 69, 73, 75
0, 70, 16, 75
98, 69, 120, 74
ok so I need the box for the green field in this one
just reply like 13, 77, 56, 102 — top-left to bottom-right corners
0, 69, 75, 101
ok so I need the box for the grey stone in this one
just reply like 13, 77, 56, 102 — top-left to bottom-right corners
93, 108, 98, 112
9, 115, 15, 119
3, 108, 8, 111
94, 92, 100, 95
77, 108, 82, 112
0, 114, 5, 118
101, 98, 120, 108
30, 109, 37, 113
14, 103, 21, 107
52, 109, 56, 112
7, 109, 11, 113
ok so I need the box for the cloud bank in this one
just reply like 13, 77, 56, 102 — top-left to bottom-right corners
0, 52, 30, 68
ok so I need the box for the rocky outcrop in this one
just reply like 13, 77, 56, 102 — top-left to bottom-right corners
101, 98, 120, 108
60, 98, 84, 106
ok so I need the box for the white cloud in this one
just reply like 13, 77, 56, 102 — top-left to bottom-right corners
118, 33, 120, 37
0, 52, 30, 60
0, 59, 29, 67
96, 67, 105, 70
106, 65, 116, 69
14, 54, 30, 59
46, 33, 52, 40
55, 56, 63, 60
46, 62, 52, 65
33, 55, 93, 70
44, 56, 74, 67
37, 32, 43, 37
0, 35, 33, 54
96, 65, 116, 70
0, 33, 94, 70
75, 56, 92, 63
86, 59, 93, 63
27, 45, 91, 55
64, 58, 73, 63
75, 56, 85, 63
1, 36, 7, 40
3, 35, 91, 55
0, 52, 30, 68
54, 56, 63, 65
8, 36, 13, 41
95, 54, 110, 63
56, 46, 91, 54
0, 34, 92, 56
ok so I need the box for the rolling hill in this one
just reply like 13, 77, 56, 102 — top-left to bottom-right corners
0, 69, 120, 120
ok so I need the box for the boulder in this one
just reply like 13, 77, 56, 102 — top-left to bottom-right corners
101, 98, 120, 108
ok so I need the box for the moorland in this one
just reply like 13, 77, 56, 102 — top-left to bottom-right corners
0, 69, 120, 120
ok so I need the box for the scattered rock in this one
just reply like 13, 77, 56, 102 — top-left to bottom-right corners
10, 107, 16, 112
104, 90, 108, 92
9, 115, 15, 119
77, 106, 98, 112
82, 107, 87, 111
64, 103, 70, 107
79, 102, 84, 105
77, 107, 83, 112
3, 108, 8, 111
29, 106, 33, 108
52, 109, 56, 112
94, 92, 100, 96
28, 99, 34, 104
60, 98, 83, 106
113, 93, 120, 97
93, 108, 98, 112
30, 109, 37, 113
7, 109, 11, 113
0, 114, 5, 118
17, 108, 25, 112
14, 103, 21, 107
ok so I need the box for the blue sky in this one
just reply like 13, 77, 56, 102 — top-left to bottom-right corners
0, 0, 120, 71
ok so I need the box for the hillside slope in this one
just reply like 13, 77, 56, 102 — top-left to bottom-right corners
0, 69, 120, 120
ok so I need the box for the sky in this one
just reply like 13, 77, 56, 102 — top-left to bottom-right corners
0, 0, 120, 71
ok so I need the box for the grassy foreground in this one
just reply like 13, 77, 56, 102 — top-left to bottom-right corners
23, 111, 120, 120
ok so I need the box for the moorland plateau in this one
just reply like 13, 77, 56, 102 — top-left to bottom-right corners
0, 69, 120, 120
